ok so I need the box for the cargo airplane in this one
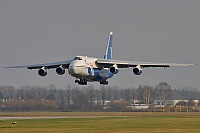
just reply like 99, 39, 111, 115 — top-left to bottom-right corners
4, 32, 196, 85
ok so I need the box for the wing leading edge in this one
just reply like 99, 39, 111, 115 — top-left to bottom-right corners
4, 60, 73, 69
97, 58, 196, 68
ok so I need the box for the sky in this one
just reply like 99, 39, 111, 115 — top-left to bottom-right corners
0, 0, 200, 90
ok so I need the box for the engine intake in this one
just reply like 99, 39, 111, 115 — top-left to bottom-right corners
109, 66, 118, 74
133, 66, 142, 75
38, 68, 47, 77
56, 66, 65, 75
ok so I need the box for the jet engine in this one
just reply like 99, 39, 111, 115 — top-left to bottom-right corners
38, 67, 47, 77
133, 65, 142, 75
56, 66, 65, 75
109, 65, 119, 74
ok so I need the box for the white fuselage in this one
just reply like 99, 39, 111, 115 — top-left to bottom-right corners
68, 56, 113, 82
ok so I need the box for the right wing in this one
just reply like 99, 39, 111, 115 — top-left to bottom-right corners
4, 60, 73, 69
97, 58, 196, 68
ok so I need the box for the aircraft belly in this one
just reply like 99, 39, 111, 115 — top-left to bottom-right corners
69, 66, 114, 82
84, 75, 99, 82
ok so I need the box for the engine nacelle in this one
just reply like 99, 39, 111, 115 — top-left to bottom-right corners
133, 66, 142, 75
56, 66, 65, 75
109, 66, 119, 74
38, 68, 47, 77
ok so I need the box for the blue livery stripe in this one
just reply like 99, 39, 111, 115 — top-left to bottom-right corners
88, 67, 92, 75
104, 32, 113, 59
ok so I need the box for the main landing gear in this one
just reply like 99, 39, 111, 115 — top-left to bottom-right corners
100, 79, 108, 85
75, 78, 108, 85
75, 78, 87, 85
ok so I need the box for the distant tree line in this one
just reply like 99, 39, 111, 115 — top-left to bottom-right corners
0, 82, 199, 112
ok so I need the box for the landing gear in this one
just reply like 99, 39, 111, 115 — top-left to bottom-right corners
75, 78, 87, 85
100, 79, 108, 85
75, 79, 79, 83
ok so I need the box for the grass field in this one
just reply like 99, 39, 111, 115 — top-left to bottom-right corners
0, 112, 200, 133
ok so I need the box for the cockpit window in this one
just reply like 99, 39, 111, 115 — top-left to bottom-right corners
74, 57, 82, 60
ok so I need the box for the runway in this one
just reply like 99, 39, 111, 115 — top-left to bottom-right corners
0, 116, 107, 120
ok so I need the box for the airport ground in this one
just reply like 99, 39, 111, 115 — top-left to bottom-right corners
0, 112, 200, 133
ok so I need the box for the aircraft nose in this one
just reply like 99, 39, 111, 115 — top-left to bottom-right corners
68, 65, 76, 75
68, 61, 82, 75
68, 60, 88, 76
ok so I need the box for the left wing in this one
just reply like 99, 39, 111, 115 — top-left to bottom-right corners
97, 58, 196, 68
4, 60, 73, 69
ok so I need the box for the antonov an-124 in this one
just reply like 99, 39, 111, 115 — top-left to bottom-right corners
4, 32, 197, 85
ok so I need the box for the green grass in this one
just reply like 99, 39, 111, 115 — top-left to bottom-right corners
1, 116, 200, 133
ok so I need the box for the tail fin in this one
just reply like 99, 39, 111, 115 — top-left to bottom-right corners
104, 32, 113, 59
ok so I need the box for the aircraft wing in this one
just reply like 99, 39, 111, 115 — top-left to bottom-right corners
97, 59, 196, 68
4, 60, 73, 69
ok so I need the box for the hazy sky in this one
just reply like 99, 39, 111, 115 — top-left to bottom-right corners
0, 0, 199, 89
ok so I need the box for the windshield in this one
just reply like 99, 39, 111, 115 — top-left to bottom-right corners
74, 57, 82, 60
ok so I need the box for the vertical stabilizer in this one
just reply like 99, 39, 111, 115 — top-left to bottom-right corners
104, 32, 113, 59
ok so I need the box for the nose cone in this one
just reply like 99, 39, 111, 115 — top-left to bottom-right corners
68, 64, 79, 75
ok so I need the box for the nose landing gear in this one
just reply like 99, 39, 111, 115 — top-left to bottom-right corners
75, 78, 87, 85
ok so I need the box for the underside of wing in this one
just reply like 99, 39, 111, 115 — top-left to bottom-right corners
4, 60, 73, 69
97, 58, 196, 68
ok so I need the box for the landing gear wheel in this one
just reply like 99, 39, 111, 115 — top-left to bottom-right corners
100, 80, 108, 85
75, 79, 79, 83
75, 78, 87, 85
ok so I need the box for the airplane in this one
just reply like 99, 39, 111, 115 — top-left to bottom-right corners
4, 32, 197, 85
